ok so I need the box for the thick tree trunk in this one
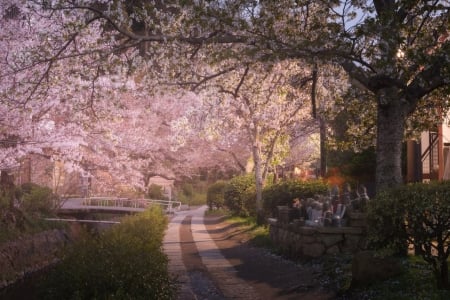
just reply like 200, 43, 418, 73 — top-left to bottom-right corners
435, 260, 449, 290
375, 89, 407, 192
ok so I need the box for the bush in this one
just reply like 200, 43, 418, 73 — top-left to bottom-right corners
38, 207, 176, 299
175, 181, 208, 206
1, 183, 62, 243
262, 179, 328, 217
206, 180, 227, 210
224, 175, 255, 217
242, 184, 257, 216
19, 183, 57, 216
181, 183, 194, 198
147, 184, 167, 200
367, 182, 450, 290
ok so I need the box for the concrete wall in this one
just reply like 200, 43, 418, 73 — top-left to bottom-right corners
0, 230, 69, 289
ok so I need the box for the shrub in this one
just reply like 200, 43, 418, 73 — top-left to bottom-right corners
242, 184, 257, 217
175, 182, 207, 206
19, 183, 57, 216
224, 175, 255, 217
38, 207, 176, 299
206, 180, 227, 210
147, 184, 167, 200
262, 179, 328, 217
181, 183, 193, 198
1, 183, 62, 243
367, 182, 450, 290
366, 188, 409, 256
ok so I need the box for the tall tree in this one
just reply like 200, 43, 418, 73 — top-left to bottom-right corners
171, 61, 316, 218
2, 1, 449, 192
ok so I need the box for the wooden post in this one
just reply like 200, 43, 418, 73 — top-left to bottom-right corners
438, 124, 444, 181
406, 140, 416, 183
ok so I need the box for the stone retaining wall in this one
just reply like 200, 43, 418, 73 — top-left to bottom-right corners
268, 217, 367, 259
0, 230, 69, 289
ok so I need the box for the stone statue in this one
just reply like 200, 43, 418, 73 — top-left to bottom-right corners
342, 183, 352, 206
359, 185, 370, 211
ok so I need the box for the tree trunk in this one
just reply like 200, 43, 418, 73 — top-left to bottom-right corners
252, 142, 265, 224
435, 260, 449, 290
1, 170, 15, 209
319, 116, 327, 177
252, 143, 263, 212
375, 89, 407, 192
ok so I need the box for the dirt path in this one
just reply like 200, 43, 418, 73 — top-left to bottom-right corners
165, 206, 336, 300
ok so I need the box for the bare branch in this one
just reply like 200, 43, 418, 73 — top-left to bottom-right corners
233, 65, 250, 98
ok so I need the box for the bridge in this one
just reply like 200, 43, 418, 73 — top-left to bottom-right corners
58, 197, 183, 215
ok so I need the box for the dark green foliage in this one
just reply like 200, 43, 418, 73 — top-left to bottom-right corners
19, 183, 57, 216
223, 175, 255, 217
367, 182, 450, 290
262, 179, 328, 217
366, 188, 409, 256
1, 183, 60, 243
206, 180, 227, 210
37, 207, 176, 299
333, 255, 450, 299
327, 147, 376, 184
181, 183, 193, 197
147, 183, 167, 200
242, 184, 256, 216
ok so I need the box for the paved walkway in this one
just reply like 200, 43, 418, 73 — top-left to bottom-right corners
163, 205, 260, 299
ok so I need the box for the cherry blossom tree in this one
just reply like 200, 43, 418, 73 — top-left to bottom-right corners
119, 1, 450, 191
175, 0, 449, 191
170, 60, 316, 218
3, 0, 449, 194
87, 90, 246, 189
0, 1, 333, 204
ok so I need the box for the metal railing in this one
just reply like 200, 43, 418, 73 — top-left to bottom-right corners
44, 218, 120, 224
81, 197, 182, 213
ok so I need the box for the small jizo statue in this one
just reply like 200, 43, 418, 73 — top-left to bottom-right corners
330, 185, 340, 211
359, 185, 370, 211
342, 183, 352, 206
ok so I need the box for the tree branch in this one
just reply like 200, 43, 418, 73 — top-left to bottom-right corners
340, 60, 371, 91
233, 65, 250, 98
406, 51, 450, 107
216, 147, 246, 172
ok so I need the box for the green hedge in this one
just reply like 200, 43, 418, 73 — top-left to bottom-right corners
19, 183, 57, 216
37, 207, 175, 299
147, 184, 167, 200
206, 180, 227, 210
367, 181, 450, 290
1, 183, 61, 243
224, 175, 255, 217
262, 179, 328, 217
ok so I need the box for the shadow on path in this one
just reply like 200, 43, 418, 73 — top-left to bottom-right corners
203, 215, 336, 300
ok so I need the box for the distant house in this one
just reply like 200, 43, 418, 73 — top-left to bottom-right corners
407, 113, 450, 182
12, 153, 118, 197
13, 154, 89, 196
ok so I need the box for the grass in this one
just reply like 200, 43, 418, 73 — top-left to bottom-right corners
205, 207, 229, 217
217, 213, 275, 249
318, 254, 450, 300
176, 190, 207, 206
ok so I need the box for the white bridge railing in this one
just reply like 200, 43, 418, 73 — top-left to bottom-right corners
80, 197, 182, 213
